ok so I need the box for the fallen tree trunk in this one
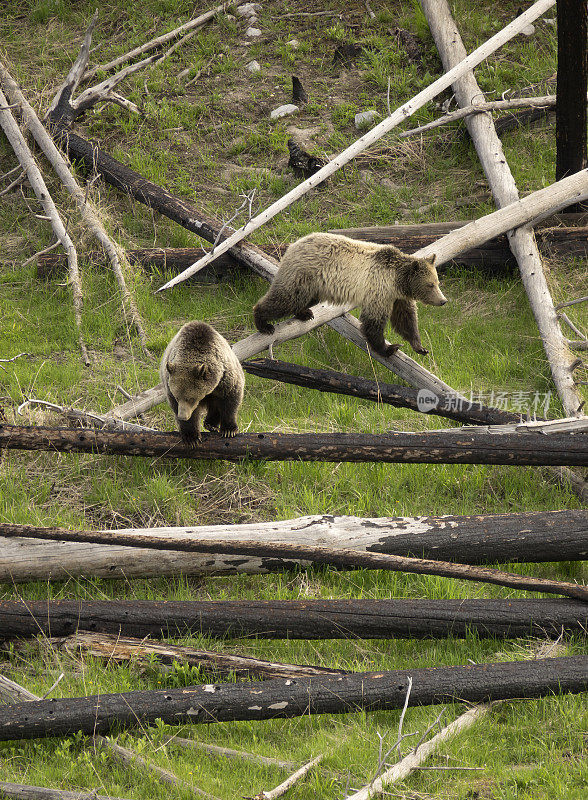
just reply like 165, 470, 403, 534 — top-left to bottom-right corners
50, 632, 345, 680
2, 509, 585, 584
420, 0, 583, 417
3, 523, 586, 600
35, 220, 588, 277
0, 656, 585, 742
37, 247, 244, 281
0, 423, 585, 466
242, 359, 521, 425
0, 784, 132, 800
1, 598, 586, 640
329, 220, 588, 270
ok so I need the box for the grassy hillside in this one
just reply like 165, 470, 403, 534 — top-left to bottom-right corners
0, 1, 586, 798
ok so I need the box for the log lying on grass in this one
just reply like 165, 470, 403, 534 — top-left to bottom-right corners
1, 598, 586, 640
0, 656, 585, 742
242, 358, 522, 425
0, 783, 133, 800
35, 218, 588, 278
51, 632, 345, 680
4, 523, 587, 600
329, 219, 588, 271
0, 423, 586, 466
1, 510, 586, 584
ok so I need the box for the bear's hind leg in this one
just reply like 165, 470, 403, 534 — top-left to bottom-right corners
390, 299, 428, 355
294, 295, 319, 322
360, 311, 397, 357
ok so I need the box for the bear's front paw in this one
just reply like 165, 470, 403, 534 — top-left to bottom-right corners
220, 425, 238, 438
412, 344, 429, 355
180, 430, 201, 447
385, 343, 402, 357
257, 322, 275, 335
294, 308, 314, 322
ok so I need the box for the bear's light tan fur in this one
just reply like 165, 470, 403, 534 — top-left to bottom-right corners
160, 321, 244, 444
253, 232, 446, 356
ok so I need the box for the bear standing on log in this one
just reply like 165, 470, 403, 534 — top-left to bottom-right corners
253, 232, 447, 356
160, 321, 244, 444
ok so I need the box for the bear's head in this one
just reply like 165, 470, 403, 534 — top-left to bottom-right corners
400, 254, 447, 306
166, 359, 223, 421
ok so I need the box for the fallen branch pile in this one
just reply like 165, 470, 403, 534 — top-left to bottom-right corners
0, 423, 586, 466
1, 598, 586, 640
0, 656, 585, 742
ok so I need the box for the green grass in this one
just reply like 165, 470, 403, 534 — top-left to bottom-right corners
0, 0, 586, 798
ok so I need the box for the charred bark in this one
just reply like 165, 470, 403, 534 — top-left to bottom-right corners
242, 358, 522, 425
556, 0, 588, 191
1, 598, 586, 641
0, 656, 585, 741
0, 424, 586, 466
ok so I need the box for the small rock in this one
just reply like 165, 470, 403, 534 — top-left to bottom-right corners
246, 60, 261, 72
246, 27, 262, 37
520, 23, 535, 37
354, 109, 379, 129
270, 104, 299, 119
544, 17, 556, 27
381, 178, 401, 192
286, 38, 300, 48
236, 3, 261, 16
226, 14, 236, 21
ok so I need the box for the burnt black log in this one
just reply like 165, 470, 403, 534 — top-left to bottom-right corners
1, 598, 586, 641
0, 656, 585, 741
0, 424, 586, 466
556, 0, 588, 196
242, 358, 522, 425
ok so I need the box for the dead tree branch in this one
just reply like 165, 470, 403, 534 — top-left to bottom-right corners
420, 0, 583, 418
0, 86, 89, 364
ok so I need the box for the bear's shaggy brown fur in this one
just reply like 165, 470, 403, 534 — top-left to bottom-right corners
253, 232, 447, 356
160, 321, 244, 444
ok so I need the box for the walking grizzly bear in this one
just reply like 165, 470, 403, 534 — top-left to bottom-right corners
160, 321, 244, 444
253, 232, 447, 356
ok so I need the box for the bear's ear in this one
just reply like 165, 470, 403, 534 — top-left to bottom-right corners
427, 253, 437, 266
166, 362, 176, 375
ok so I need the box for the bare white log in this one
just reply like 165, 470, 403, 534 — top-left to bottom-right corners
346, 704, 493, 799
400, 95, 558, 138
0, 86, 89, 364
0, 674, 220, 800
2, 509, 586, 584
82, 4, 231, 84
420, 0, 583, 418
258, 755, 323, 799
156, 0, 556, 291
0, 61, 149, 350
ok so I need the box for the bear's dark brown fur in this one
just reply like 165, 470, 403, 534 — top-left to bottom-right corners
160, 321, 244, 444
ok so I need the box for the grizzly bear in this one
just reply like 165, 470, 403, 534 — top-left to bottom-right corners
253, 232, 447, 356
160, 321, 244, 444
